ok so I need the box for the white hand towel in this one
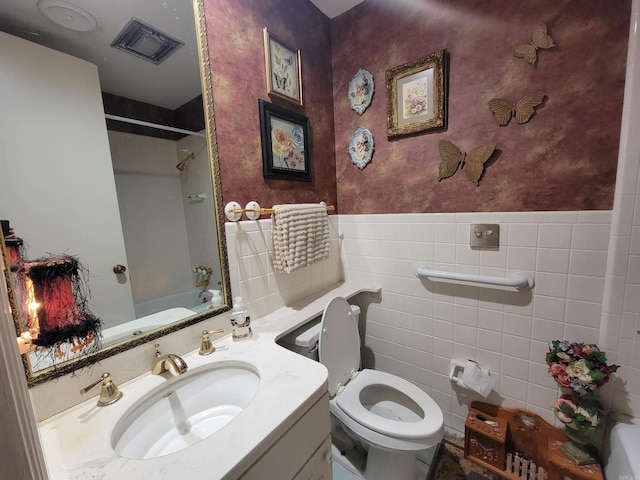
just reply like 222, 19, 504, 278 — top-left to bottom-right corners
271, 203, 330, 274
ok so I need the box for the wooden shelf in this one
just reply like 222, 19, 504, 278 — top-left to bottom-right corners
464, 402, 604, 480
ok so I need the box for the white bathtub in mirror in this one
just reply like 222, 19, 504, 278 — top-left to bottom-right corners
134, 287, 214, 318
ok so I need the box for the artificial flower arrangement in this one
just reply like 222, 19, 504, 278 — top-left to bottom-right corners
546, 340, 618, 393
546, 341, 619, 462
553, 394, 602, 436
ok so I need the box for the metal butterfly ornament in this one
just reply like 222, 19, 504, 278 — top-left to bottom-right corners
514, 23, 555, 65
437, 140, 496, 186
488, 92, 545, 126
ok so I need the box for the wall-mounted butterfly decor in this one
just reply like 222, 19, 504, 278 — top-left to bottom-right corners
488, 91, 545, 126
514, 23, 555, 65
438, 140, 496, 186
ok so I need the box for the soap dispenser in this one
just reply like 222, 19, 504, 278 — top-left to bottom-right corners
230, 296, 252, 341
209, 289, 223, 307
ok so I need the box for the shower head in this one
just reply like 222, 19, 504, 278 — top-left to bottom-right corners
176, 152, 195, 171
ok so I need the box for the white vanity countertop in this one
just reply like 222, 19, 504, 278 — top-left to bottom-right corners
38, 281, 380, 480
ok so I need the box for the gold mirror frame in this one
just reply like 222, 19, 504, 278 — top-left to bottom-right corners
2, 0, 231, 387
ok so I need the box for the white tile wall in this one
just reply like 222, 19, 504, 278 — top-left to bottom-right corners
224, 216, 343, 319
224, 208, 640, 430
339, 212, 612, 432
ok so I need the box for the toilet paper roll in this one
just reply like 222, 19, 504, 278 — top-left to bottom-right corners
461, 360, 495, 398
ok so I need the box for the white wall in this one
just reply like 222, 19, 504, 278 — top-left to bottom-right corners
177, 133, 222, 288
224, 216, 343, 319
109, 131, 193, 308
598, 0, 640, 419
0, 32, 135, 329
224, 210, 617, 433
339, 212, 612, 432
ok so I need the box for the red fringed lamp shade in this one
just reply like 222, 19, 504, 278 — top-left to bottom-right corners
21, 255, 101, 348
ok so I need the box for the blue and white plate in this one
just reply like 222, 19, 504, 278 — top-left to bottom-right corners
348, 69, 374, 115
349, 127, 374, 169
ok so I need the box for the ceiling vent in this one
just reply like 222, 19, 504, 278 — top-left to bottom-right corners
110, 18, 183, 65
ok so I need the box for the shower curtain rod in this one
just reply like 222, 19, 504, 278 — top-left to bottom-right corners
105, 114, 206, 137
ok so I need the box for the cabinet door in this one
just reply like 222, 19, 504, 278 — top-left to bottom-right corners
239, 393, 331, 480
293, 435, 332, 480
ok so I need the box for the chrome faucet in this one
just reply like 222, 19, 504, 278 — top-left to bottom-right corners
152, 344, 188, 375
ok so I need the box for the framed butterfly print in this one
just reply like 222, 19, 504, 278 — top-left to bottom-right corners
259, 100, 311, 182
386, 49, 448, 139
263, 28, 303, 105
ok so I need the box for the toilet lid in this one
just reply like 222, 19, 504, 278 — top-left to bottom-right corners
318, 297, 360, 397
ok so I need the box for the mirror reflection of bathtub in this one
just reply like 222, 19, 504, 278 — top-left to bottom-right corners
27, 287, 214, 370
103, 287, 217, 346
134, 287, 215, 318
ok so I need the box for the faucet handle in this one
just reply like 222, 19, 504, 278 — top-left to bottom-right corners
199, 329, 224, 355
80, 372, 123, 407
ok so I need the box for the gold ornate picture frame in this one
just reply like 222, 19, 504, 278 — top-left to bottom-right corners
386, 49, 448, 138
263, 27, 303, 106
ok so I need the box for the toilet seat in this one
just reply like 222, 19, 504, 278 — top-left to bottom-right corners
335, 369, 443, 439
318, 297, 443, 442
318, 296, 444, 478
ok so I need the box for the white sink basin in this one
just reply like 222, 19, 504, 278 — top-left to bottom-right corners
111, 361, 259, 459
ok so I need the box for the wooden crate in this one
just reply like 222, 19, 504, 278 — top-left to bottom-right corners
465, 407, 508, 470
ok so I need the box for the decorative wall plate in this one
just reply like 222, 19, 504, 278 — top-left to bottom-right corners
348, 69, 374, 115
349, 127, 374, 169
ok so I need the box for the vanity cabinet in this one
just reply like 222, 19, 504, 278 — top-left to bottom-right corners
239, 392, 332, 480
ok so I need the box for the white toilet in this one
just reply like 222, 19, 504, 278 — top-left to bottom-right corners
316, 297, 444, 480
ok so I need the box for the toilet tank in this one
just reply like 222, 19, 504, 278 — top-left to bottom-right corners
604, 414, 640, 479
278, 305, 361, 361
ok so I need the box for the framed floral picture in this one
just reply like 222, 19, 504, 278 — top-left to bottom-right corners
259, 100, 311, 181
386, 50, 448, 138
263, 28, 303, 105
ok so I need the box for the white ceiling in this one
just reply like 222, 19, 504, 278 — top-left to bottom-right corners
0, 0, 363, 109
311, 0, 364, 19
0, 0, 201, 110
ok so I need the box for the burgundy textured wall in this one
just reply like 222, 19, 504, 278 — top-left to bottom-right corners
203, 0, 337, 211
204, 1, 630, 215
332, 0, 630, 213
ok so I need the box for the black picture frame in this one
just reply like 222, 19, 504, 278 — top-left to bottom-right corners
259, 99, 311, 181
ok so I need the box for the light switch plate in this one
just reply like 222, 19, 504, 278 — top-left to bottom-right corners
470, 224, 499, 248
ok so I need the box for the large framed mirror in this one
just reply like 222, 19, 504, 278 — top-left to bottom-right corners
0, 0, 231, 386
